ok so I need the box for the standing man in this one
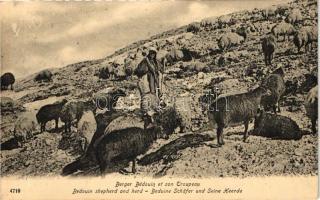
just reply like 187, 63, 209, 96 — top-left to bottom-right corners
145, 47, 161, 97
135, 47, 163, 127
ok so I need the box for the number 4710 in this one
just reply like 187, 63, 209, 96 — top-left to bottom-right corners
10, 188, 21, 193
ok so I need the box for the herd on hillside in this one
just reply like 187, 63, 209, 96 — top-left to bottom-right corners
0, 3, 318, 175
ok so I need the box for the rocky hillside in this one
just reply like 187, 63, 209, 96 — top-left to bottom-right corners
0, 0, 318, 177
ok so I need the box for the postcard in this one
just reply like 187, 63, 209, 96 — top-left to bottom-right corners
0, 0, 318, 199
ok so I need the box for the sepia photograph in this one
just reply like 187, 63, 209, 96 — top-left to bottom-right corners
0, 0, 318, 199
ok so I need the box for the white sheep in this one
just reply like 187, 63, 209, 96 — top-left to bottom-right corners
218, 32, 244, 51
304, 85, 318, 134
286, 8, 303, 24
13, 112, 38, 147
77, 110, 97, 152
271, 22, 296, 41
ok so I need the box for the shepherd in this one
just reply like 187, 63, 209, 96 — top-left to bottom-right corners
134, 47, 164, 127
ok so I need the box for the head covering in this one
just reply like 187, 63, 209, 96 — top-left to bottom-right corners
148, 47, 158, 55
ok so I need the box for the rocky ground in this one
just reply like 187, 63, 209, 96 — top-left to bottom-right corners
0, 0, 318, 177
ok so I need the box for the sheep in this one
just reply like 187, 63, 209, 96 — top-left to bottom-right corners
99, 60, 126, 81
293, 25, 317, 53
262, 7, 277, 20
62, 110, 178, 175
103, 114, 144, 135
61, 104, 126, 176
36, 99, 68, 132
108, 62, 120, 80
1, 72, 15, 90
164, 47, 196, 66
13, 112, 38, 147
207, 86, 270, 146
95, 123, 163, 174
194, 63, 210, 73
124, 56, 138, 79
250, 11, 264, 22
140, 93, 160, 122
220, 51, 240, 64
1, 97, 25, 115
62, 96, 186, 175
94, 106, 183, 174
261, 34, 277, 66
187, 22, 201, 33
271, 22, 296, 41
275, 4, 289, 16
111, 61, 127, 81
260, 67, 286, 114
178, 61, 210, 75
293, 28, 308, 53
304, 85, 318, 134
1, 96, 14, 108
200, 17, 218, 30
155, 105, 186, 135
217, 15, 231, 29
253, 109, 302, 140
236, 26, 249, 41
286, 8, 303, 25
60, 100, 96, 133
123, 57, 135, 80
34, 69, 53, 82
200, 19, 208, 27
153, 42, 169, 69
94, 88, 126, 112
77, 110, 97, 152
218, 32, 244, 52
98, 66, 111, 80
88, 114, 146, 156
156, 49, 168, 72
202, 17, 217, 26
251, 8, 260, 15
112, 57, 126, 77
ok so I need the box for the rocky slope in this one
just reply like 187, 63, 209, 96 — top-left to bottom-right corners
0, 0, 318, 177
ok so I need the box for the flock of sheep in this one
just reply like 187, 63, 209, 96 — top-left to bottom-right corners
0, 1, 318, 176
202, 66, 315, 146
198, 3, 317, 146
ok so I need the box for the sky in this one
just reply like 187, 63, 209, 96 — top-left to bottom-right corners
1, 0, 288, 78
